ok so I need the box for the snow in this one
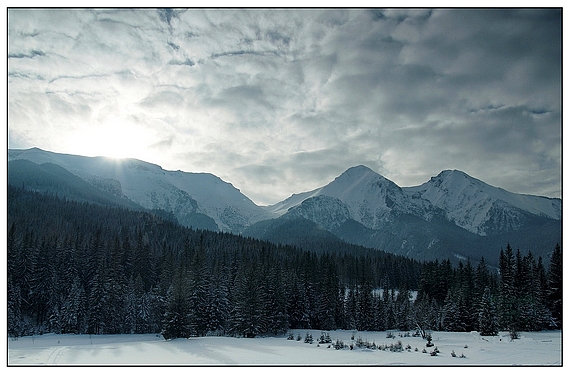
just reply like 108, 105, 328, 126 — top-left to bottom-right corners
404, 169, 562, 235
8, 330, 561, 366
8, 148, 275, 232
267, 165, 410, 230
9, 149, 561, 236
264, 188, 322, 215
265, 165, 562, 238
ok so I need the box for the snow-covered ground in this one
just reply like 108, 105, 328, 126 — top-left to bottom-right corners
8, 329, 561, 366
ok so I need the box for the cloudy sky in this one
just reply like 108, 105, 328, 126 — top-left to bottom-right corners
7, 8, 561, 205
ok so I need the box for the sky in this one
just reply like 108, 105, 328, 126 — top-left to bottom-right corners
7, 8, 562, 206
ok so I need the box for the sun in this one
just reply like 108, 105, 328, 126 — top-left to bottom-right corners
68, 119, 153, 160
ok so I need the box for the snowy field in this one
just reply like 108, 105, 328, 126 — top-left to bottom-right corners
8, 329, 562, 366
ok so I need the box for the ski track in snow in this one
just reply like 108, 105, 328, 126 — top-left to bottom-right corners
8, 330, 562, 366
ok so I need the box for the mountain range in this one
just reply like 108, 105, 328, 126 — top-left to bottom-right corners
8, 147, 561, 264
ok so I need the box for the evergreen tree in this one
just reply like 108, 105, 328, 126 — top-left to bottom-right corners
474, 257, 491, 302
314, 256, 341, 331
385, 289, 397, 330
264, 268, 289, 335
546, 244, 562, 329
60, 277, 87, 334
230, 261, 267, 338
7, 223, 23, 337
189, 243, 210, 336
145, 286, 165, 334
413, 294, 437, 335
515, 251, 548, 331
204, 264, 231, 336
498, 244, 517, 331
344, 286, 358, 330
7, 279, 23, 337
372, 292, 387, 331
478, 287, 498, 336
459, 260, 476, 331
356, 282, 374, 331
123, 277, 138, 334
287, 275, 311, 329
162, 264, 194, 340
87, 269, 108, 334
30, 238, 57, 329
441, 290, 461, 332
395, 288, 412, 331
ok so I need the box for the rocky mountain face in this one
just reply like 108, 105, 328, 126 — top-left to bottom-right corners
8, 148, 561, 264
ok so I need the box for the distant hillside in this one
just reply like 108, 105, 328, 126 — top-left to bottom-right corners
8, 159, 143, 210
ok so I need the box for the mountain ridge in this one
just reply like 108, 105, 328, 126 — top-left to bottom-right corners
265, 164, 560, 236
8, 147, 561, 263
8, 147, 275, 232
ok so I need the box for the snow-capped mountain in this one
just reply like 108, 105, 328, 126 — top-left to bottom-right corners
267, 165, 437, 230
8, 148, 561, 263
256, 165, 561, 263
8, 148, 275, 232
266, 165, 560, 237
404, 170, 561, 236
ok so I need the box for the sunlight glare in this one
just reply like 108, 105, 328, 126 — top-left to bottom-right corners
68, 120, 153, 160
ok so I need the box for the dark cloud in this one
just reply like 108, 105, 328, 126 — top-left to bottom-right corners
8, 49, 46, 58
158, 8, 183, 28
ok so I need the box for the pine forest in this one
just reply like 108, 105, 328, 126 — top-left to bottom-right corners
7, 185, 562, 339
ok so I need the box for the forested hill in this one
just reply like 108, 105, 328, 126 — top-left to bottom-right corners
7, 185, 422, 337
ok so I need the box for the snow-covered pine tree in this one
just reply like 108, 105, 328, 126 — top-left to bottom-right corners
314, 256, 341, 331
395, 288, 412, 331
189, 243, 210, 336
59, 277, 87, 334
145, 286, 165, 334
546, 243, 562, 329
356, 281, 374, 331
515, 251, 550, 331
264, 268, 289, 335
372, 292, 387, 331
87, 268, 108, 335
162, 264, 194, 340
229, 261, 268, 338
344, 286, 358, 330
287, 275, 311, 329
498, 244, 517, 331
204, 265, 230, 335
385, 288, 397, 330
441, 290, 460, 332
123, 277, 138, 334
412, 294, 437, 336
478, 287, 498, 336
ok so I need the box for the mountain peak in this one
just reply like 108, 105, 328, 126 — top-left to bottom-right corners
344, 165, 376, 174
425, 169, 486, 192
333, 165, 378, 182
407, 168, 561, 235
335, 165, 396, 185
433, 169, 472, 182
439, 169, 469, 177
328, 165, 398, 193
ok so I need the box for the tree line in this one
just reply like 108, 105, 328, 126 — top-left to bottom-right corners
7, 185, 562, 339
414, 242, 562, 336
